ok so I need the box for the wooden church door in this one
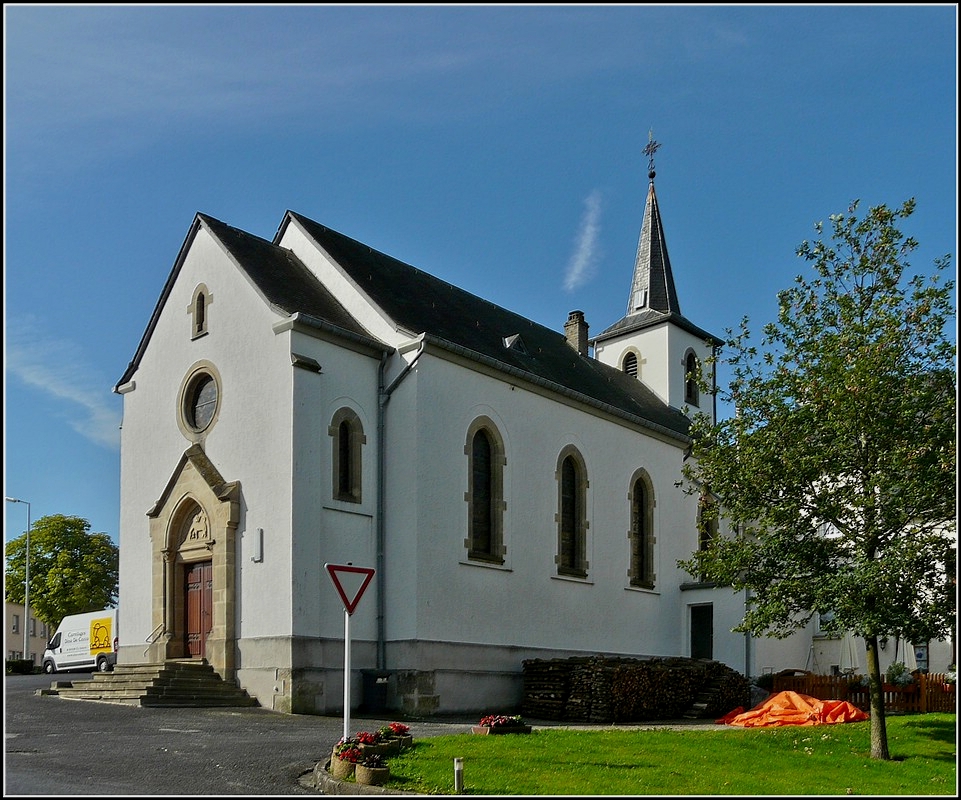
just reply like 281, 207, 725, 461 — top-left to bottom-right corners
185, 561, 213, 658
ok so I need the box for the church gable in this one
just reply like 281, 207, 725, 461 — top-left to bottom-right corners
115, 213, 374, 391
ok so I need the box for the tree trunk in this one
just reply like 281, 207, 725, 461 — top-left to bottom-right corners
865, 636, 890, 760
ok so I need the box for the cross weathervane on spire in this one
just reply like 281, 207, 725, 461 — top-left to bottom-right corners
644, 129, 661, 180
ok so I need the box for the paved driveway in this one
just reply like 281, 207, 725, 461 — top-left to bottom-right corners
6, 672, 731, 795
4, 672, 470, 796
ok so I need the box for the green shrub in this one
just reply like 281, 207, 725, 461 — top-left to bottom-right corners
6, 659, 35, 674
754, 672, 776, 692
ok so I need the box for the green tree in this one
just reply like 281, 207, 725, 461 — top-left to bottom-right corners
4, 514, 119, 630
679, 199, 956, 760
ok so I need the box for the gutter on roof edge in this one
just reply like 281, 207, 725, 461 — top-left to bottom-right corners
419, 333, 690, 444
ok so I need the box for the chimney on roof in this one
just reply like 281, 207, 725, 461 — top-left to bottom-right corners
565, 310, 589, 357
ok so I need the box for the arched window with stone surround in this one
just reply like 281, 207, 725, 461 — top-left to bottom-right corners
684, 349, 700, 407
464, 418, 506, 564
189, 284, 211, 339
329, 408, 365, 503
628, 469, 655, 589
556, 447, 588, 578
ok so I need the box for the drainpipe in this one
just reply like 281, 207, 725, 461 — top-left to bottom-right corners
376, 336, 426, 670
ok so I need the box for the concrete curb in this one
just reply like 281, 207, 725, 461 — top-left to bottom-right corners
300, 760, 419, 795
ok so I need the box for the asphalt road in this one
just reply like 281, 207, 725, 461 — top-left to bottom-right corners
4, 671, 472, 796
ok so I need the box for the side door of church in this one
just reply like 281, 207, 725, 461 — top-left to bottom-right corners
690, 604, 713, 661
185, 561, 213, 658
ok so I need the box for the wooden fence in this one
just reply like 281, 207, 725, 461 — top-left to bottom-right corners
773, 672, 957, 714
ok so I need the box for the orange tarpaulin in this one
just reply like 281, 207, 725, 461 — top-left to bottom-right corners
716, 690, 869, 727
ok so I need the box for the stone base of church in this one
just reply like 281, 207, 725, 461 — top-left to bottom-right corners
245, 637, 603, 716
175, 635, 634, 717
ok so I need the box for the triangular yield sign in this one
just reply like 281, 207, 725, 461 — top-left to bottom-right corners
325, 563, 375, 615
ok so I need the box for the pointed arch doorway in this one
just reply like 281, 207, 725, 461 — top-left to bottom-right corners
146, 445, 241, 679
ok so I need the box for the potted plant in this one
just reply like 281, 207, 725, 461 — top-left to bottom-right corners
471, 714, 532, 735
884, 661, 915, 691
355, 729, 389, 755
943, 665, 956, 692
329, 740, 362, 780
378, 721, 412, 750
355, 752, 390, 786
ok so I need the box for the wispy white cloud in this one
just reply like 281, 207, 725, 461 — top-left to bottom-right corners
563, 190, 602, 293
5, 318, 122, 451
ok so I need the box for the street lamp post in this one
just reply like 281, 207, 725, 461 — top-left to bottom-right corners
5, 497, 32, 661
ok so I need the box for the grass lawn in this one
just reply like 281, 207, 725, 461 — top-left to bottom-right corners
371, 714, 956, 795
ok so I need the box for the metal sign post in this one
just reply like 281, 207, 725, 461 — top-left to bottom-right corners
342, 607, 351, 741
325, 563, 376, 742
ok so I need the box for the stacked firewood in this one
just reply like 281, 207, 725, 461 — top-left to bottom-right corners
522, 655, 750, 722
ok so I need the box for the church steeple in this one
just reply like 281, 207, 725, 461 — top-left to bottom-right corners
627, 132, 680, 316
591, 132, 722, 421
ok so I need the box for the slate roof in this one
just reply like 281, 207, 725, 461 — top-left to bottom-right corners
117, 207, 694, 442
285, 211, 692, 440
594, 177, 723, 347
627, 180, 680, 316
115, 214, 380, 389
198, 214, 371, 340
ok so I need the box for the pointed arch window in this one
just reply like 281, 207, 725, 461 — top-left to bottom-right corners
684, 350, 700, 407
623, 351, 638, 378
629, 470, 655, 589
556, 448, 588, 578
464, 419, 506, 564
330, 408, 365, 503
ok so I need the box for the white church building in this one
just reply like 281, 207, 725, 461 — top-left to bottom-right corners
115, 154, 945, 716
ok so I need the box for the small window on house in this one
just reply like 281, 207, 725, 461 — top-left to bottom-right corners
629, 471, 655, 588
464, 419, 506, 564
188, 284, 212, 339
12, 615, 20, 634
556, 449, 588, 578
684, 351, 699, 407
30, 617, 36, 636
330, 408, 365, 503
623, 352, 638, 378
816, 610, 837, 634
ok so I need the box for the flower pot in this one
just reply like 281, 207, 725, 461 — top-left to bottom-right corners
397, 734, 414, 749
329, 758, 355, 780
360, 742, 392, 756
471, 724, 532, 735
355, 764, 390, 786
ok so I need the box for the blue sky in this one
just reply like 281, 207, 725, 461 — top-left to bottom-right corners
4, 4, 957, 547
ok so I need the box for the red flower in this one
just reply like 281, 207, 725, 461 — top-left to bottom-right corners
335, 744, 363, 763
479, 714, 523, 728
388, 721, 410, 736
355, 730, 381, 745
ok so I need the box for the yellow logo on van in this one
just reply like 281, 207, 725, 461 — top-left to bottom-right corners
90, 617, 113, 654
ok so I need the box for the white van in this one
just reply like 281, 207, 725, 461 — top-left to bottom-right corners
42, 609, 118, 674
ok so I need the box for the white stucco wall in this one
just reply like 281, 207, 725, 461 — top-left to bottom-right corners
118, 225, 298, 661
375, 349, 713, 667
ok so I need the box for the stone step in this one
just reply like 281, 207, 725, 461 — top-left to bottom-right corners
46, 659, 257, 709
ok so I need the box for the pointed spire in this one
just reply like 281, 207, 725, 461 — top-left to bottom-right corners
627, 131, 681, 316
